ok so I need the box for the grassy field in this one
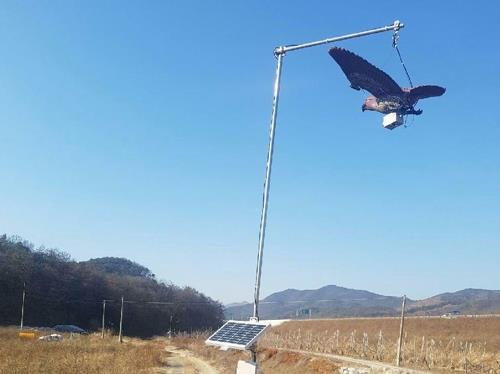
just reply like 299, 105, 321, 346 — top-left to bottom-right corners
171, 332, 339, 374
260, 316, 500, 372
169, 316, 500, 373
2, 317, 499, 373
0, 327, 165, 374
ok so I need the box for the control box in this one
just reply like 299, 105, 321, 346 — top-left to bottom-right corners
383, 112, 404, 130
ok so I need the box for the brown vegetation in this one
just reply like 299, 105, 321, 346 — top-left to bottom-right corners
171, 332, 339, 374
168, 317, 500, 373
260, 316, 500, 372
0, 327, 165, 374
4, 316, 498, 373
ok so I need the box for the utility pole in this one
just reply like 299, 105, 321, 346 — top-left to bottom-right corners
118, 296, 124, 343
396, 295, 407, 366
101, 300, 106, 339
168, 314, 173, 338
19, 282, 26, 331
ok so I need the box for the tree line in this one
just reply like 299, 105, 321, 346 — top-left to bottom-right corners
0, 234, 224, 337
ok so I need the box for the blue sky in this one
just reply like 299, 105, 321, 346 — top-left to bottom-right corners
1, 1, 499, 304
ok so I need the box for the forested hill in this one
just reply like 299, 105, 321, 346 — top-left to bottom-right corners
0, 235, 224, 337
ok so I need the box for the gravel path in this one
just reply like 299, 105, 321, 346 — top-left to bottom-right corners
155, 346, 218, 374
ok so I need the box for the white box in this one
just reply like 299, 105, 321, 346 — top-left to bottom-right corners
382, 112, 404, 130
236, 360, 258, 374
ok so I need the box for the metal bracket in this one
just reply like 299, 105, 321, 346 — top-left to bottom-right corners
274, 46, 286, 57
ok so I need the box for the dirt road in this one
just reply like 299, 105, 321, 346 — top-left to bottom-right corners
279, 348, 431, 374
155, 346, 218, 374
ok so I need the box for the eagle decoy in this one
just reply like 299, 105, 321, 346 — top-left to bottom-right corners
329, 47, 445, 116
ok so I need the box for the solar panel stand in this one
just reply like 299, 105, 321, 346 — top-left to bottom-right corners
250, 345, 257, 363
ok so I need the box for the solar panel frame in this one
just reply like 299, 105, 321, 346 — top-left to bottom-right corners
205, 320, 269, 350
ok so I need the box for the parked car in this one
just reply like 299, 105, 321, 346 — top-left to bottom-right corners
52, 325, 87, 334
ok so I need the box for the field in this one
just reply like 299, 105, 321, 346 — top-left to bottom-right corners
0, 326, 338, 374
171, 316, 500, 373
260, 316, 500, 372
171, 332, 339, 374
2, 317, 499, 373
0, 327, 165, 374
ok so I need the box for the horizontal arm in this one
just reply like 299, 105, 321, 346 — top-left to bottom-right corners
275, 20, 403, 55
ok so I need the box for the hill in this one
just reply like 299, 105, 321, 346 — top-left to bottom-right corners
225, 285, 500, 319
81, 257, 154, 278
408, 288, 500, 315
0, 235, 223, 337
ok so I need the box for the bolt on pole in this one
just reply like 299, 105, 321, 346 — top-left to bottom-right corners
252, 20, 404, 322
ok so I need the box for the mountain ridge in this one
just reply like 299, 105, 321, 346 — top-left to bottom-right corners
225, 285, 500, 320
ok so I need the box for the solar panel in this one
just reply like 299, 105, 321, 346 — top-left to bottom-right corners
206, 320, 269, 350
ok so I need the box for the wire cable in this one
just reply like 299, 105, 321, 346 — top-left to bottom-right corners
392, 30, 414, 88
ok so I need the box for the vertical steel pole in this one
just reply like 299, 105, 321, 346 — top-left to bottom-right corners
118, 296, 124, 343
253, 49, 285, 321
19, 282, 26, 331
251, 347, 257, 363
396, 295, 407, 366
101, 300, 106, 339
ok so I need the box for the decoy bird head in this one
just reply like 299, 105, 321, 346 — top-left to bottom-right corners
362, 96, 378, 112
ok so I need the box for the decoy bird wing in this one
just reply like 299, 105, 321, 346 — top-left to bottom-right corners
408, 85, 446, 101
329, 47, 403, 98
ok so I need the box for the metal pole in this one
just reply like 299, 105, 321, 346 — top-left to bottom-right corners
282, 20, 403, 54
396, 295, 407, 366
251, 347, 257, 363
101, 300, 106, 339
118, 296, 124, 343
253, 50, 284, 321
251, 20, 404, 322
19, 282, 25, 331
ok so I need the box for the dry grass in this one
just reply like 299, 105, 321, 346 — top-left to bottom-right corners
260, 316, 500, 373
171, 332, 245, 373
11, 316, 492, 374
167, 317, 500, 373
170, 332, 339, 374
0, 327, 165, 374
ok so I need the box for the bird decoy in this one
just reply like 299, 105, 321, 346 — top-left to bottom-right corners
329, 47, 445, 129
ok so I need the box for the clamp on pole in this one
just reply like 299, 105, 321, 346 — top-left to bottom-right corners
393, 20, 403, 31
274, 46, 286, 57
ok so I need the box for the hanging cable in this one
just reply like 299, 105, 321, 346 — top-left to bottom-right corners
392, 30, 414, 88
